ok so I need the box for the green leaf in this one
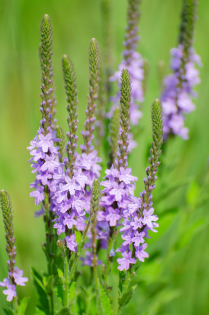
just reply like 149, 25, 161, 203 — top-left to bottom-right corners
43, 275, 54, 291
31, 267, 49, 313
98, 279, 113, 315
34, 308, 47, 315
118, 285, 137, 309
186, 180, 200, 206
119, 271, 126, 293
75, 230, 85, 253
54, 284, 63, 304
175, 218, 207, 250
69, 281, 76, 304
75, 230, 82, 244
19, 297, 30, 315
57, 268, 65, 284
3, 309, 14, 315
58, 307, 71, 315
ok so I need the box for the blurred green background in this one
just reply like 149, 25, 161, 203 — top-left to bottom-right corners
0, 0, 209, 314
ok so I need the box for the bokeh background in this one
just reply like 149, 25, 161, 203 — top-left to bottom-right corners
0, 0, 209, 314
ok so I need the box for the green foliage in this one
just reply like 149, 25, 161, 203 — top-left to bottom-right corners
98, 280, 113, 315
57, 268, 65, 285
31, 268, 49, 313
68, 281, 76, 304
58, 307, 71, 315
18, 297, 30, 315
34, 309, 47, 315
118, 285, 137, 309
75, 230, 82, 245
54, 284, 63, 305
3, 309, 14, 315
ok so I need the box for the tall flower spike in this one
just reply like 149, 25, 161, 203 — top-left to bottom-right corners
39, 14, 57, 132
124, 0, 141, 65
161, 0, 201, 140
101, 0, 114, 76
109, 0, 144, 149
0, 191, 28, 303
141, 99, 163, 208
81, 38, 100, 154
62, 55, 78, 177
109, 107, 120, 167
117, 68, 131, 169
0, 191, 16, 275
179, 0, 197, 57
116, 99, 163, 271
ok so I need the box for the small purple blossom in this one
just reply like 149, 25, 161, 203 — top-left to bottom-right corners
11, 267, 28, 286
162, 45, 201, 140
0, 279, 16, 302
117, 251, 136, 271
66, 234, 77, 252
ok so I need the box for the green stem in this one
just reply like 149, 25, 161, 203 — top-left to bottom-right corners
44, 194, 54, 315
63, 252, 69, 307
13, 296, 19, 315
92, 230, 99, 314
104, 237, 113, 288
104, 228, 117, 289
68, 218, 91, 284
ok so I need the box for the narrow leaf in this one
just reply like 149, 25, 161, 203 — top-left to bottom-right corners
3, 309, 14, 315
19, 297, 30, 315
69, 281, 76, 303
75, 230, 82, 244
31, 268, 49, 313
54, 284, 63, 304
118, 285, 137, 309
34, 308, 47, 315
58, 307, 71, 315
57, 268, 65, 284
98, 279, 113, 315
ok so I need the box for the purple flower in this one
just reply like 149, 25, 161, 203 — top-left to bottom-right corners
135, 243, 149, 262
105, 207, 121, 226
108, 4, 144, 152
66, 234, 77, 252
12, 267, 28, 286
162, 45, 201, 140
0, 279, 16, 302
109, 182, 125, 202
142, 208, 158, 229
117, 251, 136, 271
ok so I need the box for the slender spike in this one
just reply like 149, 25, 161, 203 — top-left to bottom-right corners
82, 38, 100, 154
62, 55, 78, 177
39, 14, 57, 132
117, 69, 131, 169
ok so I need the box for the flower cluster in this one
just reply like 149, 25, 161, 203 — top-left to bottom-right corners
28, 131, 60, 207
51, 165, 89, 248
28, 15, 60, 211
100, 166, 159, 271
162, 45, 201, 139
161, 0, 201, 140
